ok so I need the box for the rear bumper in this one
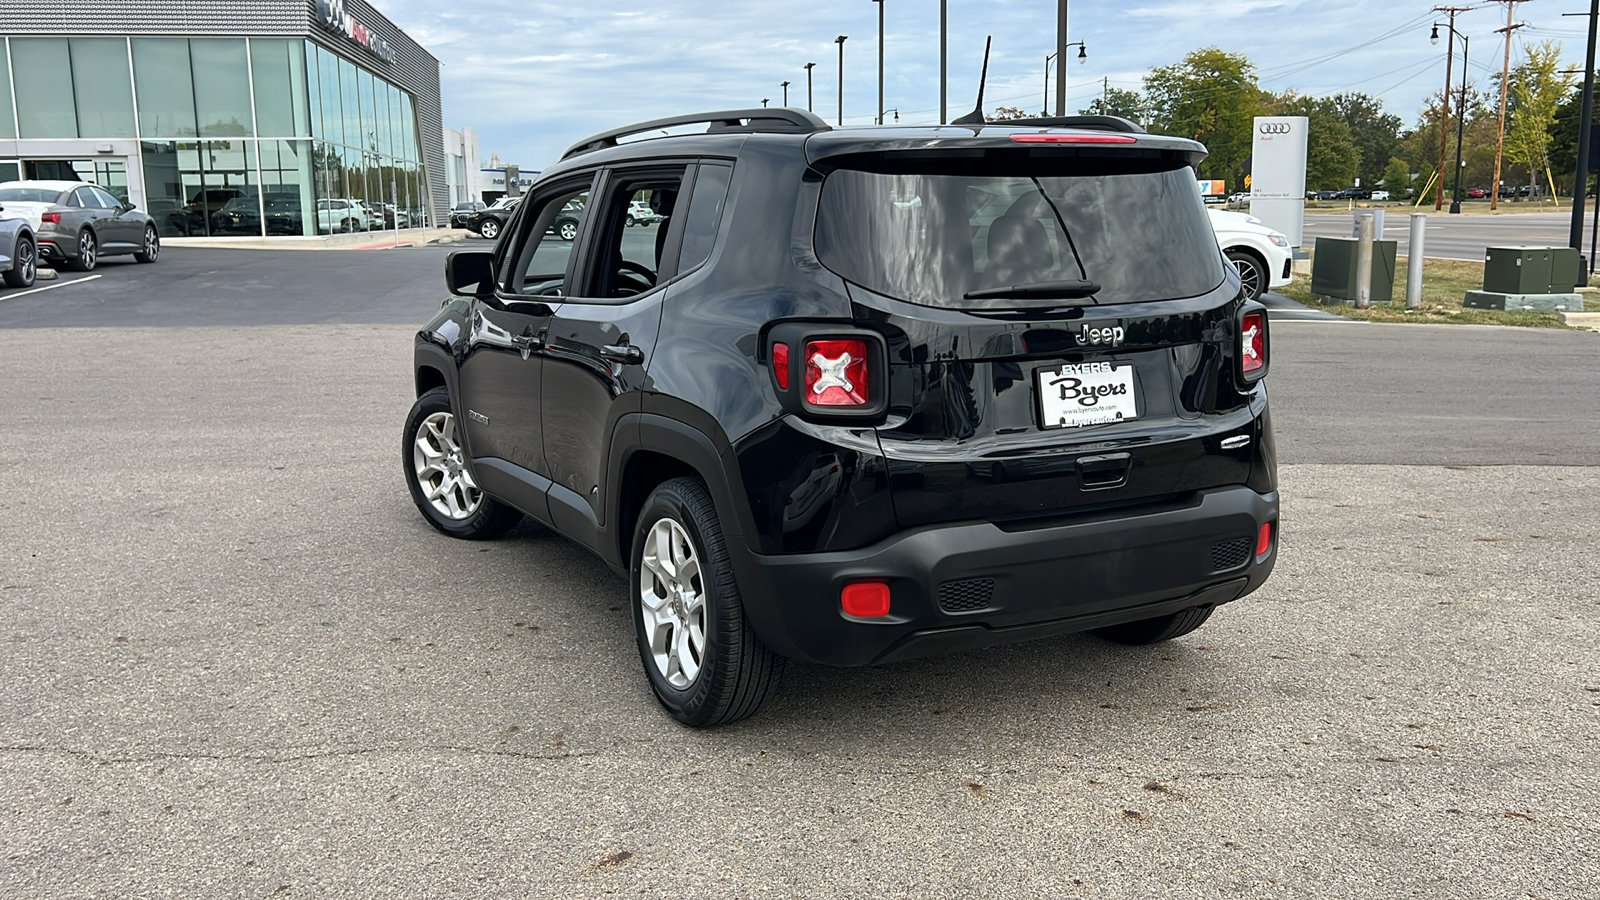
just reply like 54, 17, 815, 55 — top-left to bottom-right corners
728, 485, 1278, 666
36, 235, 71, 261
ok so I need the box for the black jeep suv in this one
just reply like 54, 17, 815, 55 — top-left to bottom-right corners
404, 110, 1278, 726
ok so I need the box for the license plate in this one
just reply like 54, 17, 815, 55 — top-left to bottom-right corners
1037, 362, 1138, 429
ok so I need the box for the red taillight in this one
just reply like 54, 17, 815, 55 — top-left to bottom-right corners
803, 339, 870, 408
42, 212, 62, 224
1241, 311, 1266, 376
1256, 522, 1274, 558
771, 342, 790, 390
1010, 133, 1137, 144
841, 581, 891, 618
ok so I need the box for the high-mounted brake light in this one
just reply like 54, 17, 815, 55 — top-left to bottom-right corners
1241, 311, 1267, 376
1010, 133, 1138, 144
771, 342, 791, 390
804, 339, 870, 407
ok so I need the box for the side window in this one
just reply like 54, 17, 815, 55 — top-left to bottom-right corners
65, 189, 85, 208
503, 183, 591, 297
677, 163, 733, 273
92, 187, 122, 208
576, 168, 687, 300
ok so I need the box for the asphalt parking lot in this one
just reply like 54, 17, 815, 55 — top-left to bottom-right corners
2, 246, 1598, 898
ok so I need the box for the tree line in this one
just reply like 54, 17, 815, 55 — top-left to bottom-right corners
997, 45, 1584, 199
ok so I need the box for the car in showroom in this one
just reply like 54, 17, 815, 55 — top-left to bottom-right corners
403, 110, 1278, 726
167, 187, 244, 236
316, 198, 370, 233
1207, 208, 1293, 301
450, 201, 487, 229
0, 201, 37, 288
0, 180, 159, 270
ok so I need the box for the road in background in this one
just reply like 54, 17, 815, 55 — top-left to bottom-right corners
1301, 210, 1573, 261
3, 249, 1598, 897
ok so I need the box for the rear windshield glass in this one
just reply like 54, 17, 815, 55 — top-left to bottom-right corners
0, 188, 63, 203
814, 156, 1224, 307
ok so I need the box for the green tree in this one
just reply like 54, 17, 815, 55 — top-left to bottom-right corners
1382, 156, 1412, 195
1270, 93, 1360, 191
1143, 48, 1266, 182
1321, 93, 1405, 188
1080, 87, 1148, 125
1505, 41, 1577, 195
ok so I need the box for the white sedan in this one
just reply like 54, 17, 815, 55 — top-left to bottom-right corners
1207, 208, 1293, 301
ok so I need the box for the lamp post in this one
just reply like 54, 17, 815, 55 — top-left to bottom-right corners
1569, 0, 1599, 252
761, 98, 770, 108
836, 35, 848, 126
1055, 0, 1069, 116
781, 81, 790, 107
876, 108, 900, 125
804, 62, 816, 112
1431, 22, 1469, 214
1044, 53, 1057, 114
870, 0, 885, 127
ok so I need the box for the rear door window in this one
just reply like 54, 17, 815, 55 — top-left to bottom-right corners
814, 156, 1224, 308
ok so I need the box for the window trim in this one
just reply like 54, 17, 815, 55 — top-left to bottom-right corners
495, 173, 597, 301
563, 161, 693, 306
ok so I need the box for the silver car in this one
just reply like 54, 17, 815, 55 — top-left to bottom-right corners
0, 202, 37, 288
0, 180, 159, 271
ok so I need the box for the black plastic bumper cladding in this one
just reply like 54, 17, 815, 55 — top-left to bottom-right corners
725, 484, 1278, 666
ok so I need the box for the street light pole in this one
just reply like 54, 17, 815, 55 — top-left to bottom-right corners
836, 35, 848, 127
1570, 0, 1599, 251
940, 0, 947, 123
1451, 34, 1469, 214
804, 62, 816, 112
1044, 53, 1057, 114
781, 81, 790, 107
1432, 7, 1471, 211
1055, 0, 1069, 116
871, 0, 885, 128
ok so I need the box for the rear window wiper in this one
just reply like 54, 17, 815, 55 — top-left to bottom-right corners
962, 280, 1101, 302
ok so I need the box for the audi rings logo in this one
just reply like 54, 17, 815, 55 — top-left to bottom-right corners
1259, 122, 1293, 135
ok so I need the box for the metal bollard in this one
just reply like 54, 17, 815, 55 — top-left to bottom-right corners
1407, 214, 1426, 310
1355, 214, 1374, 309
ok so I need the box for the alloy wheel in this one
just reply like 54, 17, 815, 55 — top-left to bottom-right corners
559, 221, 578, 241
79, 231, 97, 270
143, 228, 159, 261
480, 220, 499, 240
1231, 255, 1263, 299
411, 411, 484, 520
18, 240, 35, 284
638, 516, 707, 689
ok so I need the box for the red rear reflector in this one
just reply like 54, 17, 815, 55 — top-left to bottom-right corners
1242, 311, 1266, 375
42, 212, 62, 224
804, 339, 869, 407
1256, 522, 1274, 558
841, 581, 891, 618
771, 342, 790, 390
1010, 133, 1137, 144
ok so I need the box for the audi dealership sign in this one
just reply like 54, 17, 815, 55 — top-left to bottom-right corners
1250, 116, 1309, 248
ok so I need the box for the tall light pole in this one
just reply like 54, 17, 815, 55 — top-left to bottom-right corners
940, 0, 947, 123
1044, 53, 1057, 114
1570, 0, 1599, 251
1432, 22, 1470, 214
836, 35, 848, 126
781, 81, 790, 107
1432, 7, 1471, 211
871, 0, 885, 127
1055, 0, 1069, 116
804, 62, 816, 112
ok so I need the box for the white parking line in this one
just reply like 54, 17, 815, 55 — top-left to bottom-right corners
0, 273, 103, 300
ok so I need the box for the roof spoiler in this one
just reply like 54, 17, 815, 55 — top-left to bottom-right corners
562, 108, 831, 160
992, 115, 1145, 134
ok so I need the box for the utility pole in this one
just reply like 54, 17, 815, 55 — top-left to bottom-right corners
836, 35, 848, 127
872, 0, 885, 128
1433, 7, 1472, 211
1570, 0, 1599, 250
804, 62, 816, 112
1491, 1, 1529, 211
940, 0, 947, 123
1055, 0, 1069, 116
781, 80, 790, 107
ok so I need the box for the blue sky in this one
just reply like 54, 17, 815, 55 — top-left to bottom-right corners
375, 0, 1595, 171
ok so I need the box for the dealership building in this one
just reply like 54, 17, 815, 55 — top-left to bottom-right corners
0, 0, 446, 237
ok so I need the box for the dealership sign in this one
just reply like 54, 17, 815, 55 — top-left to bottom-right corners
1249, 115, 1309, 248
316, 0, 395, 64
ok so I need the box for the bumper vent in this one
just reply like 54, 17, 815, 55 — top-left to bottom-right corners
1210, 538, 1253, 572
938, 578, 994, 613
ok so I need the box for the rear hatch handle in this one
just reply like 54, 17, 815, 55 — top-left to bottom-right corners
1076, 452, 1131, 491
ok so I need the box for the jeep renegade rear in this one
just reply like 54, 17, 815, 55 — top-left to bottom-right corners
404, 110, 1278, 726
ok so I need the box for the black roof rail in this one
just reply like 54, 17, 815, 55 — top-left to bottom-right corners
990, 115, 1145, 134
562, 108, 831, 160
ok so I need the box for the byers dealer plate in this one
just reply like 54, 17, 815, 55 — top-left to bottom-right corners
1037, 362, 1139, 429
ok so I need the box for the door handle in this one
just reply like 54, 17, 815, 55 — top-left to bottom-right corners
601, 343, 644, 365
511, 332, 543, 360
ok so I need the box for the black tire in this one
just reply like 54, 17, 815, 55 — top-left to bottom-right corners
558, 219, 578, 241
4, 236, 35, 288
632, 477, 783, 727
626, 215, 636, 227
479, 219, 500, 240
68, 228, 98, 272
341, 217, 356, 233
1227, 249, 1267, 301
133, 225, 160, 264
402, 387, 523, 540
1094, 605, 1215, 645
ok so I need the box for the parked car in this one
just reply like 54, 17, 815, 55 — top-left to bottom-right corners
1370, 190, 1391, 201
1316, 190, 1340, 201
1225, 192, 1250, 209
316, 198, 370, 233
405, 110, 1278, 726
168, 188, 244, 236
550, 197, 584, 240
0, 200, 37, 288
209, 196, 265, 234
466, 196, 520, 240
1466, 187, 1488, 199
1208, 208, 1293, 301
0, 180, 159, 270
627, 198, 664, 226
450, 201, 487, 229
261, 194, 305, 235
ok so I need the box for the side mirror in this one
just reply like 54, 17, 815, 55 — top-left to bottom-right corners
124, 201, 138, 211
445, 250, 497, 297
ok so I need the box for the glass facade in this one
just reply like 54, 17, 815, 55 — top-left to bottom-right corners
0, 36, 431, 238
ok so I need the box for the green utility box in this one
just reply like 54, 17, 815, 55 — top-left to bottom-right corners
1550, 247, 1582, 291
1311, 236, 1397, 303
1483, 246, 1553, 294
